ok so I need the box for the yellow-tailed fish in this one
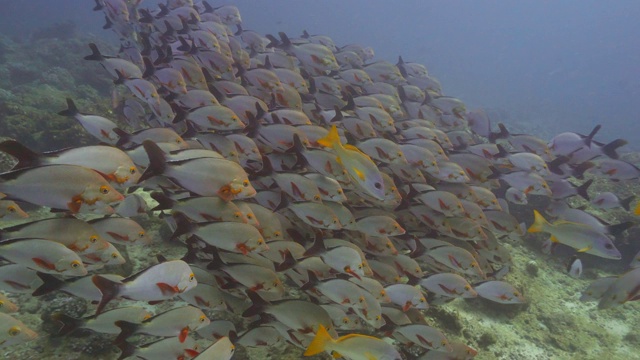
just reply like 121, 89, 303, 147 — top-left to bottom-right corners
317, 125, 385, 200
528, 210, 621, 259
303, 324, 401, 360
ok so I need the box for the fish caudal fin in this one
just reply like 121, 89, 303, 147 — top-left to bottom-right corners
317, 125, 341, 149
0, 140, 42, 170
92, 275, 123, 315
527, 210, 549, 233
58, 98, 80, 117
51, 312, 83, 336
116, 341, 137, 360
83, 43, 104, 61
32, 272, 66, 297
620, 195, 635, 212
601, 138, 628, 159
138, 140, 168, 184
114, 321, 141, 344
303, 324, 334, 356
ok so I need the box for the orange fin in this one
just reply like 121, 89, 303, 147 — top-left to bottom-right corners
156, 282, 179, 296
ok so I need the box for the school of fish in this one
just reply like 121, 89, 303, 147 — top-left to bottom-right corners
1, 0, 640, 359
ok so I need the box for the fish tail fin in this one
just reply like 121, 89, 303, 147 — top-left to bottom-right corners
142, 57, 155, 78
495, 144, 510, 158
149, 191, 176, 211
317, 125, 341, 149
606, 221, 635, 237
92, 275, 123, 315
32, 272, 65, 297
601, 138, 628, 159
527, 210, 549, 233
278, 32, 292, 48
303, 324, 333, 356
584, 124, 601, 147
51, 312, 84, 336
138, 140, 167, 183
576, 179, 593, 201
265, 34, 281, 49
116, 341, 137, 360
242, 290, 269, 317
84, 43, 104, 61
620, 195, 635, 212
113, 69, 127, 85
113, 128, 131, 147
274, 249, 297, 272
547, 155, 569, 175
170, 211, 196, 240
488, 123, 510, 143
114, 321, 141, 344
58, 98, 79, 117
0, 140, 42, 169
571, 161, 594, 180
92, 0, 103, 11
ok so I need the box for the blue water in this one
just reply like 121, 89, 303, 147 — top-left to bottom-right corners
2, 0, 638, 147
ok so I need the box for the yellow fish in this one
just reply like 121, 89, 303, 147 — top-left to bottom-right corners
304, 324, 401, 360
317, 125, 385, 200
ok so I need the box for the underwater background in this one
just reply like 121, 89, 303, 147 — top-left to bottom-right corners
0, 1, 640, 360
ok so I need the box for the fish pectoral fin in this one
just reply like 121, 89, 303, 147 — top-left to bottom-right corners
352, 167, 366, 180
179, 326, 189, 343
156, 282, 180, 295
32, 257, 56, 271
577, 245, 592, 253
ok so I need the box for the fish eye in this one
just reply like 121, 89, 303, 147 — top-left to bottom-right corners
111, 253, 119, 259
380, 290, 386, 297
357, 264, 363, 269
359, 296, 365, 303
273, 281, 280, 287
337, 189, 343, 194
99, 186, 110, 194
7, 206, 16, 213
234, 212, 242, 218
90, 235, 98, 243
465, 285, 471, 290
71, 261, 80, 269
199, 315, 206, 322
441, 340, 447, 346
257, 239, 264, 245
386, 243, 392, 248
470, 263, 477, 268
313, 195, 321, 201
375, 315, 381, 321
342, 318, 349, 324
0, 301, 3, 307
243, 180, 250, 187
247, 214, 253, 219
138, 231, 145, 238
419, 298, 426, 303
374, 182, 382, 189
8, 326, 20, 336
189, 273, 195, 282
